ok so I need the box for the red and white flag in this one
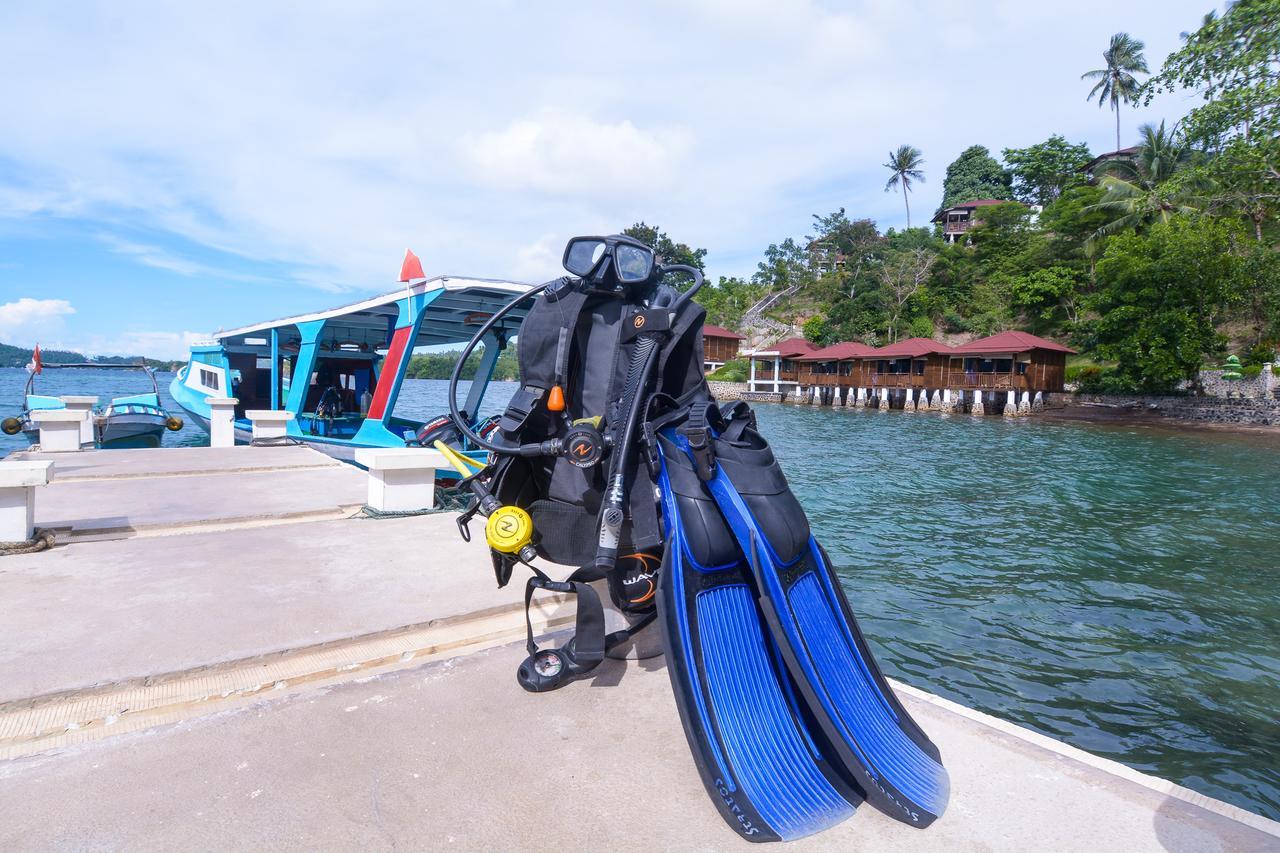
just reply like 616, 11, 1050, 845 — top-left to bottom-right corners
28, 344, 42, 374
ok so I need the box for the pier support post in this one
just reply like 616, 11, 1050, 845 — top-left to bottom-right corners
904, 388, 914, 411
878, 388, 889, 411
354, 448, 446, 512
1033, 391, 1044, 411
0, 460, 53, 544
855, 388, 866, 408
206, 397, 239, 448
1018, 391, 1032, 415
246, 410, 295, 443
972, 390, 984, 416
60, 397, 98, 447
942, 389, 952, 412
32, 409, 86, 452
1004, 390, 1017, 416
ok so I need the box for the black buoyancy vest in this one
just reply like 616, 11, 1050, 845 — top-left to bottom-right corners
485, 279, 710, 588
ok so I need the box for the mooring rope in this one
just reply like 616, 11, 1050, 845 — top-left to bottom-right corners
249, 436, 304, 447
358, 486, 474, 519
0, 528, 55, 556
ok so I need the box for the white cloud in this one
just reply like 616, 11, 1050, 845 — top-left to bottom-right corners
0, 0, 1208, 297
58, 330, 209, 361
0, 297, 76, 345
465, 114, 689, 195
512, 235, 566, 282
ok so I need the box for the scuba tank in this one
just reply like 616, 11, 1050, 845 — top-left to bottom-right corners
445, 234, 708, 692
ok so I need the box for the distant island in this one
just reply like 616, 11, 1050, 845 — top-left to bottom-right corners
0, 342, 183, 372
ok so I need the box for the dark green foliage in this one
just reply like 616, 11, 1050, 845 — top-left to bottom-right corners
696, 276, 766, 328
1093, 217, 1243, 391
404, 346, 519, 381
1002, 135, 1093, 206
1144, 0, 1280, 242
0, 342, 180, 371
622, 222, 707, 271
940, 145, 1013, 210
1241, 364, 1263, 379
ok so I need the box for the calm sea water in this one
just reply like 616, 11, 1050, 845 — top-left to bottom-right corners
3, 368, 1277, 819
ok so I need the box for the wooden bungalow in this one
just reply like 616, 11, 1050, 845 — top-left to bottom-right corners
746, 337, 818, 394
868, 338, 954, 388
947, 331, 1075, 393
797, 342, 878, 390
702, 324, 745, 373
930, 199, 1013, 243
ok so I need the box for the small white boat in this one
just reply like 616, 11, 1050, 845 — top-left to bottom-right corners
3, 362, 183, 449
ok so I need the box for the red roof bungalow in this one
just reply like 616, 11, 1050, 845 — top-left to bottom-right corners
745, 337, 818, 392
797, 342, 878, 385
868, 337, 955, 388
931, 199, 1015, 243
948, 331, 1076, 392
702, 324, 745, 372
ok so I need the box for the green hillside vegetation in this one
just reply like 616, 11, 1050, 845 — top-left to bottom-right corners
404, 346, 519, 381
688, 3, 1280, 393
0, 342, 181, 371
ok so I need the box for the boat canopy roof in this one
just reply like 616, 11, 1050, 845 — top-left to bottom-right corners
208, 275, 533, 355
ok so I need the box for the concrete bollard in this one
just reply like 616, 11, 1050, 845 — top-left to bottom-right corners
354, 447, 447, 512
206, 397, 239, 448
246, 410, 295, 443
0, 460, 53, 543
1004, 390, 1017, 416
31, 409, 86, 452
60, 396, 98, 446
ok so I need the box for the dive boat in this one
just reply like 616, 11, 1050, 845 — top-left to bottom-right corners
168, 269, 531, 463
3, 362, 183, 449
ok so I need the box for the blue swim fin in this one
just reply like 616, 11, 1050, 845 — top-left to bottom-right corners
655, 407, 949, 840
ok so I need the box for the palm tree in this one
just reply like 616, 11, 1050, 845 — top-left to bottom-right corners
1085, 121, 1197, 245
883, 145, 925, 228
1081, 33, 1149, 153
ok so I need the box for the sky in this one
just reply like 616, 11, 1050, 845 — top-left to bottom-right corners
0, 1, 1215, 359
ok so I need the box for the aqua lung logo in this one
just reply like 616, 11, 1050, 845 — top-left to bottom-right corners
714, 777, 760, 837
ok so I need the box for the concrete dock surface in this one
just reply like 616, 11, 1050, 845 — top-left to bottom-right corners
1, 445, 1276, 851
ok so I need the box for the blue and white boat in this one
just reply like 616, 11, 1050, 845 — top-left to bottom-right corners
169, 271, 531, 463
3, 362, 183, 449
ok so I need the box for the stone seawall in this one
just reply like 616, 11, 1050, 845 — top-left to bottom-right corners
1187, 366, 1277, 399
1067, 394, 1280, 427
707, 380, 747, 401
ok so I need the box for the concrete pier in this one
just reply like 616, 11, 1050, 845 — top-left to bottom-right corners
0, 444, 1274, 850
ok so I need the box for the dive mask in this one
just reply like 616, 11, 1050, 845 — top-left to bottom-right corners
562, 234, 658, 298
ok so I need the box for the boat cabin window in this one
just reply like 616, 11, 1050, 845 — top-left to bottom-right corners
199, 368, 220, 391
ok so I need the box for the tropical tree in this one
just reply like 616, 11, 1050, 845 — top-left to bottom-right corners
1093, 216, 1243, 391
883, 145, 925, 228
1081, 32, 1150, 153
1145, 0, 1280, 241
1002, 135, 1093, 206
1086, 121, 1197, 243
939, 145, 1012, 210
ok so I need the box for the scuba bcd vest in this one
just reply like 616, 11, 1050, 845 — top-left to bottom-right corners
443, 234, 711, 691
